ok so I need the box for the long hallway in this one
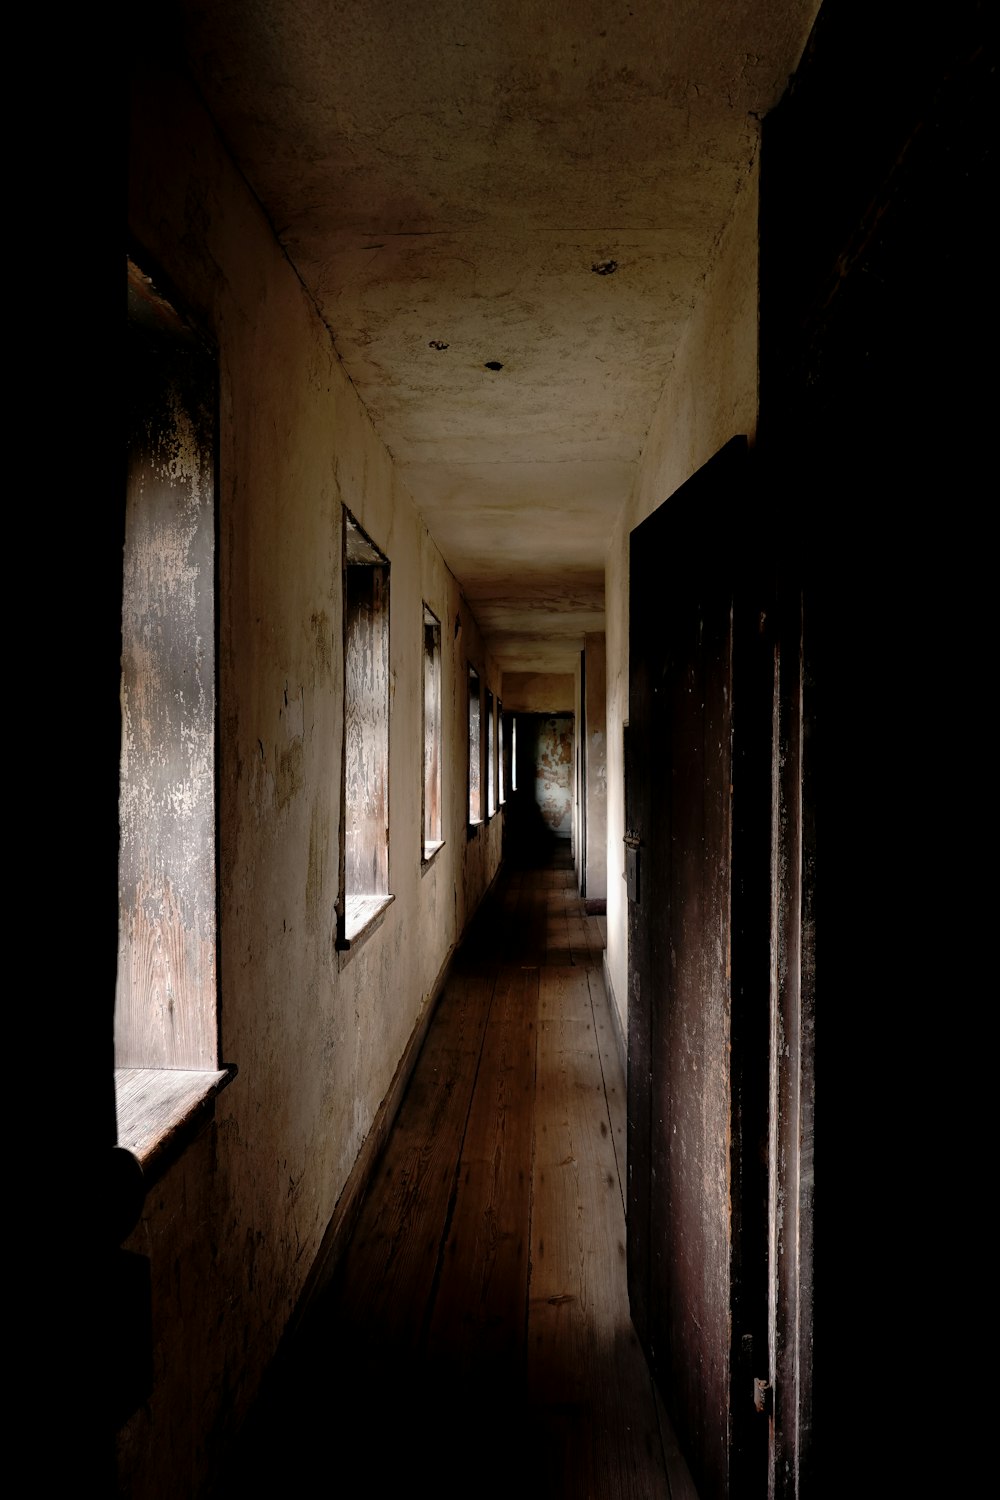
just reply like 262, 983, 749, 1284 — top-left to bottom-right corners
220, 838, 698, 1499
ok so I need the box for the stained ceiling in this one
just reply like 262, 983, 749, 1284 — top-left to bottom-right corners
174, 0, 819, 673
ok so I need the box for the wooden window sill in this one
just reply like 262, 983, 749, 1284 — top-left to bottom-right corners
422, 839, 445, 865
338, 892, 395, 951
115, 1065, 237, 1188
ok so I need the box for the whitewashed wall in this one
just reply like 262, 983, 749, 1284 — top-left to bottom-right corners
602, 168, 760, 1042
122, 47, 503, 1499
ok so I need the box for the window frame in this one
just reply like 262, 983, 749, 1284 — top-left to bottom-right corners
116, 255, 234, 1185
468, 664, 483, 829
422, 603, 444, 864
338, 507, 394, 950
511, 713, 518, 792
486, 687, 497, 819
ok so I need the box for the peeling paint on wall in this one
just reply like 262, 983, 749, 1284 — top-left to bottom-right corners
534, 715, 574, 836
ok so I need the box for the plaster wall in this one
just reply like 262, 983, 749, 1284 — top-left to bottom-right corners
531, 716, 575, 837
122, 46, 502, 1499
603, 168, 759, 1038
501, 670, 575, 714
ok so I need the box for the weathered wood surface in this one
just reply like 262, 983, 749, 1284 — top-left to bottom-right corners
222, 841, 696, 1499
114, 1066, 231, 1173
321, 972, 493, 1359
426, 966, 538, 1378
529, 963, 671, 1500
628, 437, 753, 1500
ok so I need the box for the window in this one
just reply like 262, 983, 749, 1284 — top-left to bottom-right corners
468, 665, 482, 825
422, 604, 443, 861
498, 700, 506, 805
511, 714, 518, 791
486, 688, 496, 818
116, 257, 231, 1177
339, 509, 392, 947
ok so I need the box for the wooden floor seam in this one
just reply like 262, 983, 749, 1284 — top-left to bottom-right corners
220, 839, 699, 1500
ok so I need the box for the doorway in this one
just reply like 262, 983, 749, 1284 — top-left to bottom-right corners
626, 436, 787, 1500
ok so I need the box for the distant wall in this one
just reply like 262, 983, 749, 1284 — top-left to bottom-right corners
531, 715, 574, 836
502, 671, 575, 713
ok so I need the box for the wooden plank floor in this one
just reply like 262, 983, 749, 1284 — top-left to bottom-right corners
221, 839, 699, 1500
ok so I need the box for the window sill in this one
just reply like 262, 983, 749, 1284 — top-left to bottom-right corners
115, 1065, 237, 1189
338, 892, 395, 951
422, 839, 445, 866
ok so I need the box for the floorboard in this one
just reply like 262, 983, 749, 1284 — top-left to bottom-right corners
219, 838, 699, 1500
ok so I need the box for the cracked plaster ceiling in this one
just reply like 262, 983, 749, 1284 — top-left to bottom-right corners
175, 0, 820, 673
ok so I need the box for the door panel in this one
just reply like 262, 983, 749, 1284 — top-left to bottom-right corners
627, 436, 772, 1500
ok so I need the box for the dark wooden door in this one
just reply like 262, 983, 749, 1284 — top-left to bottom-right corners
626, 436, 774, 1500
